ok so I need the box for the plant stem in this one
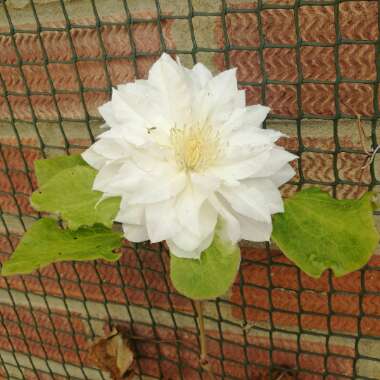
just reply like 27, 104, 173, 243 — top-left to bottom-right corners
195, 300, 216, 380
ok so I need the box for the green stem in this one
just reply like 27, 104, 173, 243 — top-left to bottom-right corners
195, 300, 216, 380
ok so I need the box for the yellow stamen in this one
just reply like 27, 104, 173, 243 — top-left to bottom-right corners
170, 124, 222, 172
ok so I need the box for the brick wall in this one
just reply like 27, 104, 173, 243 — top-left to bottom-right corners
1, 0, 380, 379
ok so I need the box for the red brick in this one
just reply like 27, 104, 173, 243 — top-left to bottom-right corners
23, 65, 51, 93
41, 31, 72, 61
160, 360, 182, 378
2, 248, 193, 314
331, 315, 357, 335
132, 24, 162, 54
225, 12, 259, 47
368, 255, 380, 268
240, 85, 261, 106
48, 63, 79, 91
301, 290, 328, 314
9, 170, 32, 194
301, 314, 328, 332
2, 146, 26, 171
264, 48, 297, 82
339, 44, 376, 81
272, 288, 299, 312
14, 33, 44, 64
328, 339, 355, 358
101, 25, 132, 56
0, 193, 18, 214
107, 58, 135, 86
0, 305, 87, 366
0, 66, 25, 93
340, 83, 374, 116
245, 308, 270, 324
223, 341, 245, 362
229, 50, 262, 83
242, 285, 270, 309
83, 91, 109, 118
272, 334, 297, 352
138, 358, 161, 378
22, 368, 67, 380
273, 349, 297, 368
0, 237, 12, 254
339, 1, 378, 41
264, 48, 298, 82
361, 317, 380, 337
331, 294, 359, 316
301, 272, 330, 292
299, 352, 325, 373
271, 265, 299, 290
300, 336, 326, 355
0, 170, 12, 192
266, 84, 298, 116
261, 9, 296, 45
301, 84, 335, 116
273, 311, 298, 330
299, 6, 335, 43
0, 36, 18, 65
135, 56, 160, 80
224, 361, 247, 379
76, 61, 108, 89
365, 269, 380, 292
332, 271, 361, 293
70, 28, 102, 59
327, 356, 354, 377
247, 346, 270, 366
30, 95, 58, 120
241, 262, 269, 287
363, 294, 380, 317
301, 46, 336, 82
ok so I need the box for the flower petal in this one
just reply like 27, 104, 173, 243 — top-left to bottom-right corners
229, 128, 283, 148
93, 160, 145, 196
92, 160, 125, 195
81, 149, 107, 170
145, 198, 180, 242
175, 184, 206, 235
128, 171, 187, 204
253, 147, 297, 178
219, 184, 272, 223
115, 200, 145, 225
271, 164, 296, 186
243, 104, 271, 128
190, 63, 213, 88
236, 213, 272, 242
123, 223, 149, 242
244, 178, 284, 214
208, 194, 240, 243
209, 149, 272, 182
167, 232, 214, 259
148, 53, 192, 126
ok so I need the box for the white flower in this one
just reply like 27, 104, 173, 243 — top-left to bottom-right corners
82, 54, 296, 259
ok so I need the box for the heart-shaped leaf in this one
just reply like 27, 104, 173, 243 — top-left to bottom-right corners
31, 166, 120, 229
1, 218, 123, 276
272, 188, 379, 278
170, 237, 240, 300
34, 154, 88, 187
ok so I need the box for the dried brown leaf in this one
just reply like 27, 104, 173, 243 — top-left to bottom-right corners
88, 327, 135, 380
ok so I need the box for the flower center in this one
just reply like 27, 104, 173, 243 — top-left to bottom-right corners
170, 124, 222, 172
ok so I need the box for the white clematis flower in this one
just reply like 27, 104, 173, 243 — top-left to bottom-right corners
82, 54, 296, 259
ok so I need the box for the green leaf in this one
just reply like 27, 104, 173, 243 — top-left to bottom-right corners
170, 237, 241, 300
1, 218, 122, 276
35, 155, 88, 187
31, 166, 120, 229
272, 188, 379, 278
